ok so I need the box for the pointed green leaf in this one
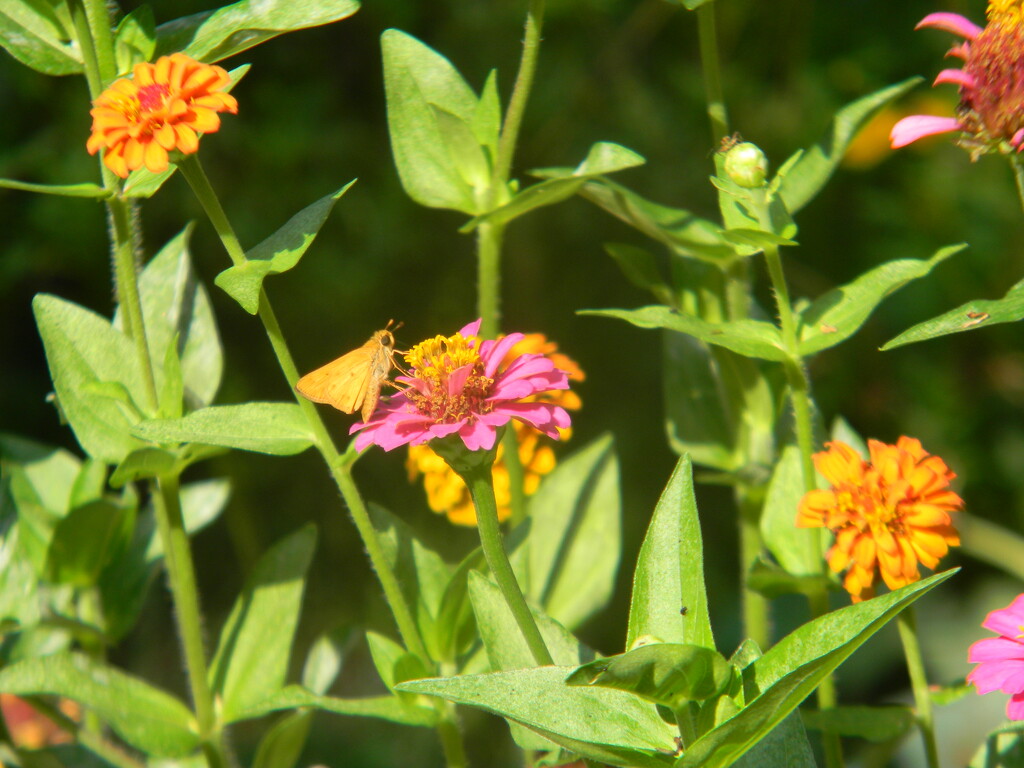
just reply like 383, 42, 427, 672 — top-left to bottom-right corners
0, 433, 81, 514
676, 570, 957, 767
114, 5, 156, 74
46, 499, 130, 587
211, 525, 317, 722
236, 684, 437, 727
473, 70, 501, 156
33, 294, 147, 464
883, 275, 1024, 349
731, 712, 817, 768
301, 626, 350, 696
798, 244, 963, 356
583, 305, 788, 362
777, 77, 923, 214
0, 653, 198, 756
132, 402, 315, 456
252, 710, 313, 768
382, 29, 483, 213
399, 667, 677, 767
509, 435, 620, 630
760, 446, 827, 578
156, 0, 360, 62
462, 142, 645, 232
216, 183, 355, 314
605, 244, 671, 302
746, 558, 835, 600
627, 456, 713, 650
0, 0, 82, 76
544, 177, 734, 262
0, 179, 108, 198
114, 228, 224, 409
568, 643, 732, 709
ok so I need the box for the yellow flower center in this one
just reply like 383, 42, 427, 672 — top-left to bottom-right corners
988, 0, 1024, 26
403, 332, 495, 423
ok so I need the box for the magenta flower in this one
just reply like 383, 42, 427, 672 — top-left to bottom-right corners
967, 593, 1024, 720
350, 319, 571, 452
891, 6, 1024, 157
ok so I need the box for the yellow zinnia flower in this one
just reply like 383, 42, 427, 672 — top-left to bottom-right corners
796, 437, 962, 602
407, 333, 583, 526
87, 53, 238, 178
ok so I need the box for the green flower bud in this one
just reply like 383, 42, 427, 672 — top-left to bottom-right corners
723, 142, 768, 188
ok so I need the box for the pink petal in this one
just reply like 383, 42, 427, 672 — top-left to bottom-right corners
458, 419, 499, 451
982, 595, 1024, 636
916, 12, 982, 40
482, 333, 524, 378
446, 362, 474, 396
934, 68, 975, 89
458, 319, 482, 337
968, 661, 1013, 694
890, 115, 961, 148
998, 665, 1024, 694
496, 402, 571, 439
969, 637, 1024, 663
1014, 129, 1024, 150
1007, 693, 1024, 720
946, 42, 970, 60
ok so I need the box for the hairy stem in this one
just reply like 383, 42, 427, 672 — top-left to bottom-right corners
465, 466, 554, 666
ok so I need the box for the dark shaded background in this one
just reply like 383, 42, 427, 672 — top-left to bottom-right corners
2, 0, 1022, 764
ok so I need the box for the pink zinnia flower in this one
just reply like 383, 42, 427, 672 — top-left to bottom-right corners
891, 3, 1024, 158
350, 319, 571, 452
967, 593, 1024, 720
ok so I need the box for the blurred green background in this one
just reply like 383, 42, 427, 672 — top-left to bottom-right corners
3, 0, 1023, 764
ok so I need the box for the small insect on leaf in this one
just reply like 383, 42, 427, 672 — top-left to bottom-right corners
296, 321, 400, 422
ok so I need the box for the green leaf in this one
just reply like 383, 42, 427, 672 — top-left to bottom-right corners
252, 710, 313, 768
0, 433, 81, 514
583, 305, 788, 362
46, 499, 131, 587
798, 244, 963, 356
0, 0, 82, 76
115, 227, 224, 409
801, 705, 916, 742
473, 70, 501, 157
681, 0, 714, 8
109, 447, 179, 488
0, 652, 198, 756
663, 335, 775, 473
626, 455, 713, 650
215, 183, 355, 314
883, 275, 1024, 349
553, 178, 734, 262
211, 525, 317, 723
760, 446, 827, 578
382, 29, 487, 213
469, 571, 593, 670
132, 402, 316, 456
509, 434, 621, 630
33, 294, 147, 464
461, 143, 646, 232
731, 712, 816, 768
156, 0, 360, 62
970, 728, 1024, 767
114, 5, 156, 75
398, 667, 677, 767
568, 643, 732, 709
301, 626, 350, 695
366, 631, 420, 693
236, 684, 437, 727
0, 179, 108, 198
676, 570, 958, 767
746, 558, 835, 600
605, 244, 671, 303
777, 77, 923, 214
368, 503, 452, 659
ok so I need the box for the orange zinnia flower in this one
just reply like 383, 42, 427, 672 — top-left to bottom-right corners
407, 333, 584, 526
796, 437, 962, 602
87, 53, 238, 178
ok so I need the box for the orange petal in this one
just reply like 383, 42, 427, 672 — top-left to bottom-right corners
174, 124, 199, 154
143, 141, 169, 173
189, 107, 221, 133
154, 122, 176, 150
123, 139, 145, 172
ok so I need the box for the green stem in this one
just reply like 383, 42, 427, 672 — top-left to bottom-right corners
69, 1, 102, 96
180, 154, 467, 765
736, 485, 770, 649
696, 2, 730, 143
764, 243, 842, 768
152, 474, 227, 768
1011, 155, 1024, 217
81, 0, 117, 85
674, 705, 697, 751
465, 466, 554, 666
494, 0, 546, 186
897, 607, 940, 768
503, 423, 528, 527
476, 221, 504, 338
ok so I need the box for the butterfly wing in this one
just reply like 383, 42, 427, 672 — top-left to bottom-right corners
296, 344, 377, 414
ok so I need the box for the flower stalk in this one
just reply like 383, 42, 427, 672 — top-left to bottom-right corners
897, 607, 941, 768
696, 2, 730, 142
